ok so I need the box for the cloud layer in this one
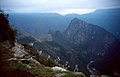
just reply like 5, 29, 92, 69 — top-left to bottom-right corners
0, 0, 120, 14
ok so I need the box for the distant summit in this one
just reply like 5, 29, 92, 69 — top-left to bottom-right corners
8, 8, 120, 40
49, 18, 120, 76
64, 17, 120, 53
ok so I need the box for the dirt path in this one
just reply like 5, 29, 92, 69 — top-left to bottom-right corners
53, 73, 66, 77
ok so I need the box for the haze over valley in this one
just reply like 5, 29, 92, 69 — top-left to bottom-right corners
0, 0, 120, 77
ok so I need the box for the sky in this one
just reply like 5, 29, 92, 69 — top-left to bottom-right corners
0, 0, 120, 15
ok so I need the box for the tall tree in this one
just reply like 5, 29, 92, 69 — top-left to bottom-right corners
0, 10, 16, 47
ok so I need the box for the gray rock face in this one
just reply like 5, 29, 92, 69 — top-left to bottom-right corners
49, 18, 120, 75
64, 18, 119, 56
16, 17, 120, 76
11, 42, 28, 57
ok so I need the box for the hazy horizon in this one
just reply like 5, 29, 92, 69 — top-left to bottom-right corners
0, 0, 120, 15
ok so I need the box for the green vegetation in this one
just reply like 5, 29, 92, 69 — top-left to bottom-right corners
46, 40, 71, 51
17, 36, 36, 44
0, 11, 86, 77
0, 44, 34, 77
0, 42, 86, 77
11, 63, 30, 71
23, 44, 57, 67
62, 72, 86, 77
0, 11, 16, 47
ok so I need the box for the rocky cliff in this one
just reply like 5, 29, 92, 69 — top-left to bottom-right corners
49, 18, 120, 76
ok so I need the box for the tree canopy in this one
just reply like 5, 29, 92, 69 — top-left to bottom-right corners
0, 11, 16, 47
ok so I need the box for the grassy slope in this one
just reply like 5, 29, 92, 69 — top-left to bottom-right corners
0, 44, 34, 77
0, 43, 86, 77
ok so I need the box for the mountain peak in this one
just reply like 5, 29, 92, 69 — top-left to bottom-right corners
70, 17, 88, 28
72, 17, 80, 20
71, 17, 83, 23
64, 18, 118, 47
64, 18, 88, 38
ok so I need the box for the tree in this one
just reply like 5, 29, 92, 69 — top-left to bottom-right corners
0, 10, 16, 48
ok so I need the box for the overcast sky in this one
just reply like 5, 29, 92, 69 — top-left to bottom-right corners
0, 0, 120, 15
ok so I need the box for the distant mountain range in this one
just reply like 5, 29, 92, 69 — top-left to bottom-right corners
66, 18, 120, 75
8, 8, 120, 76
49, 18, 120, 75
79, 8, 120, 40
8, 13, 70, 36
8, 8, 120, 40
17, 18, 120, 76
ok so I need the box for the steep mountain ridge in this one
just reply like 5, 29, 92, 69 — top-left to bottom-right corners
6, 8, 120, 76
49, 18, 120, 76
8, 13, 71, 36
79, 8, 120, 39
8, 8, 120, 40
64, 18, 119, 54
0, 11, 86, 77
16, 17, 120, 76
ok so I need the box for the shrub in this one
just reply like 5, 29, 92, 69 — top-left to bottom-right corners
0, 11, 16, 47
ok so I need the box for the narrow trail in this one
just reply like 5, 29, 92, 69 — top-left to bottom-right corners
53, 73, 65, 77
87, 61, 100, 76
